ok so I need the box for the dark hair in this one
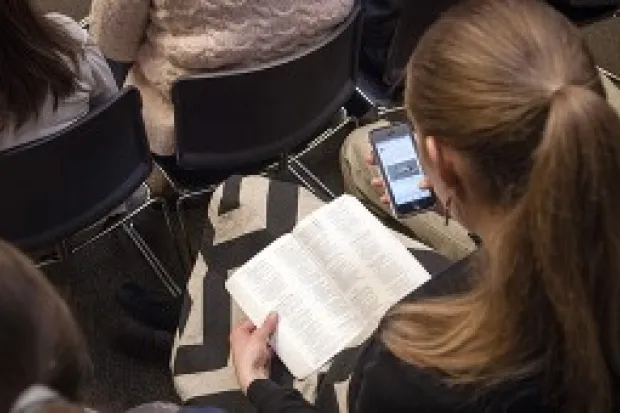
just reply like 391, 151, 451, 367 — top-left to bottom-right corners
0, 241, 90, 412
0, 0, 81, 131
382, 1, 620, 412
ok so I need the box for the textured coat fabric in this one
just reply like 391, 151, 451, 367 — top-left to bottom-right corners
90, 0, 355, 155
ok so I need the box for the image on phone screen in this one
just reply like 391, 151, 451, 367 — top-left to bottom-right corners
371, 124, 435, 216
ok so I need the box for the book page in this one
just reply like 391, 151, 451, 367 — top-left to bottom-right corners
225, 234, 364, 378
293, 195, 431, 342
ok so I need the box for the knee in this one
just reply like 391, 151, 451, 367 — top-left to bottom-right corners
340, 120, 390, 166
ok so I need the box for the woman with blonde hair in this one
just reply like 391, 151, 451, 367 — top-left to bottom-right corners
228, 0, 620, 411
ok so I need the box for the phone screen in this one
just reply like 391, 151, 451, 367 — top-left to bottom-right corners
371, 124, 435, 216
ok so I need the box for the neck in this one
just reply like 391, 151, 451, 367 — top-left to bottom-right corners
465, 205, 506, 247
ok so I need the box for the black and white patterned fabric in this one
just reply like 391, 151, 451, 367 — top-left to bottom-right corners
171, 176, 430, 412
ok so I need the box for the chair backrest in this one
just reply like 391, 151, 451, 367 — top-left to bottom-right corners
172, 4, 362, 170
0, 87, 151, 250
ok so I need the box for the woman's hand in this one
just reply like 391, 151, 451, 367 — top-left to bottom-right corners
230, 313, 279, 394
366, 153, 434, 205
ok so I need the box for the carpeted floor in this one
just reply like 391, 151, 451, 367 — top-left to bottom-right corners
44, 208, 194, 412
23, 1, 620, 412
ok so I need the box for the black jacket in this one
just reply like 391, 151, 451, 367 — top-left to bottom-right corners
246, 251, 556, 413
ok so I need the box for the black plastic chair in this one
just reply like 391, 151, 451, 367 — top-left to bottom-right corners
0, 87, 182, 296
173, 5, 361, 169
158, 4, 363, 259
354, 0, 618, 113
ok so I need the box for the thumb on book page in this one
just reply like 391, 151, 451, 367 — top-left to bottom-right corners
256, 312, 278, 341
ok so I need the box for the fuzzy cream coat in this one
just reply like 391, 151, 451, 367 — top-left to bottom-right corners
90, 0, 354, 155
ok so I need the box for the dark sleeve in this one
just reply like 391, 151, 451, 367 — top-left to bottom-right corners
347, 339, 546, 413
407, 250, 475, 299
346, 253, 476, 413
246, 252, 475, 413
247, 379, 318, 413
349, 338, 467, 413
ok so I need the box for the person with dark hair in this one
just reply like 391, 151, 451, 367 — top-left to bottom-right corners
0, 0, 117, 151
0, 239, 224, 413
0, 240, 90, 413
223, 0, 620, 412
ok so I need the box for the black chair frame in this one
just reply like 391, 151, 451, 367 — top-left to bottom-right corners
158, 5, 363, 265
0, 88, 182, 296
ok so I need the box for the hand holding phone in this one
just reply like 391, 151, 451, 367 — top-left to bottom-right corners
369, 166, 433, 204
370, 123, 436, 218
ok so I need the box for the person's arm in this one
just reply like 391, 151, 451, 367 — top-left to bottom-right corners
83, 36, 119, 105
231, 315, 321, 413
45, 13, 119, 105
232, 251, 475, 413
89, 0, 150, 64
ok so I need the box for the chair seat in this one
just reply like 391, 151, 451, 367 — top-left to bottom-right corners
154, 154, 281, 192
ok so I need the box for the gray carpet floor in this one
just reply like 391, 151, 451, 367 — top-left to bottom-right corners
24, 1, 620, 412
45, 209, 192, 412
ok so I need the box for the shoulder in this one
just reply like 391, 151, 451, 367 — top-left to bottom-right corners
404, 251, 476, 300
44, 13, 88, 45
350, 338, 467, 411
352, 338, 547, 412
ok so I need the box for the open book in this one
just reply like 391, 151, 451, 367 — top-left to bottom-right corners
225, 195, 431, 378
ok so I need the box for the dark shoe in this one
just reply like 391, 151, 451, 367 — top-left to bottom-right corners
116, 281, 183, 333
112, 313, 174, 363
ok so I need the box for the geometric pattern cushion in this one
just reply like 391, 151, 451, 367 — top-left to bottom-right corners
171, 175, 439, 412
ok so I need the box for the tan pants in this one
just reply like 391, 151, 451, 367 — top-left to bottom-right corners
339, 121, 476, 261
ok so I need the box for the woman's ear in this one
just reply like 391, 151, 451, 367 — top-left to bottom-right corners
424, 136, 461, 194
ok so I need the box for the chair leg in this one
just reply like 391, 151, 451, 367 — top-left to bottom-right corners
154, 197, 190, 276
176, 196, 194, 271
286, 163, 323, 199
57, 240, 70, 261
173, 186, 217, 271
289, 158, 337, 200
71, 201, 154, 255
278, 152, 290, 172
355, 86, 376, 109
285, 114, 356, 199
35, 243, 66, 268
122, 222, 182, 297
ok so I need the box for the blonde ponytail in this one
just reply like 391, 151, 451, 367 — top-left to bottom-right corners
383, 1, 620, 412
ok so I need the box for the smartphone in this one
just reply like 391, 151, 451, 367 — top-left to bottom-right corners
370, 123, 436, 217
